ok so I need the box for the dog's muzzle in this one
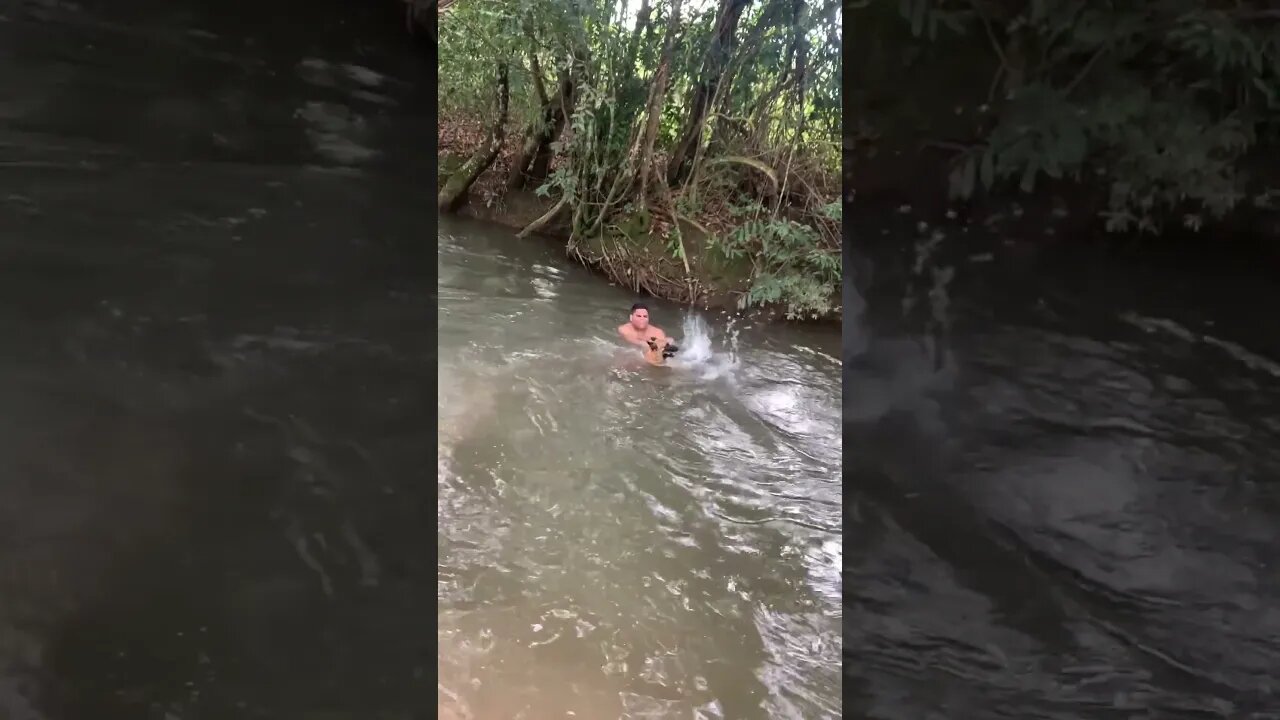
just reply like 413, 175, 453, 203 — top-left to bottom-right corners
648, 338, 679, 359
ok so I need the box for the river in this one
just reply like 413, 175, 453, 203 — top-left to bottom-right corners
11, 0, 1273, 716
437, 216, 843, 718
1, 0, 439, 717
846, 222, 1280, 719
0, 0, 843, 717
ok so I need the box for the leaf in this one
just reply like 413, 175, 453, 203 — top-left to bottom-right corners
1253, 77, 1278, 108
935, 11, 967, 36
1019, 159, 1038, 193
952, 156, 977, 199
1029, 0, 1047, 25
911, 0, 927, 37
979, 149, 995, 188
1043, 154, 1062, 179
1056, 120, 1088, 166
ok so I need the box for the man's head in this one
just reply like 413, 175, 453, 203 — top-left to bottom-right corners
628, 302, 650, 330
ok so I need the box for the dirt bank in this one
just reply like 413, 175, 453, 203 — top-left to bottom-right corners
438, 110, 841, 324
438, 119, 816, 319
453, 188, 753, 315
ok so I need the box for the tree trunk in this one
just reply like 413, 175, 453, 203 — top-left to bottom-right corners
636, 0, 684, 199
749, 0, 804, 146
438, 62, 510, 213
791, 0, 808, 131
709, 0, 786, 151
507, 69, 576, 190
666, 0, 752, 186
623, 0, 654, 79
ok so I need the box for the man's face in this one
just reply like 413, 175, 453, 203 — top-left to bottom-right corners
629, 308, 649, 330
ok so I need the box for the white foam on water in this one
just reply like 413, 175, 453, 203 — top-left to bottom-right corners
669, 313, 740, 381
1121, 312, 1280, 378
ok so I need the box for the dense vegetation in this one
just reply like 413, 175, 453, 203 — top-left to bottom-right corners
851, 0, 1280, 234
435, 0, 843, 320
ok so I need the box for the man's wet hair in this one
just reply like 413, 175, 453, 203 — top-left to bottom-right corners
630, 302, 649, 314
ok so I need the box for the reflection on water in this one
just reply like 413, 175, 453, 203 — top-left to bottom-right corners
1, 0, 440, 717
438, 216, 842, 718
845, 233, 1280, 719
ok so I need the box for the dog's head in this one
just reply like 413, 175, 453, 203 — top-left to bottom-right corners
648, 337, 679, 359
643, 337, 666, 364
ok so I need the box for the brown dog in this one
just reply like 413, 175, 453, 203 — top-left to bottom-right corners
643, 336, 675, 366
643, 336, 664, 365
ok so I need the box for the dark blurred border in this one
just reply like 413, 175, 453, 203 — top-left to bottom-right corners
403, 0, 440, 43
840, 6, 856, 711
841, 5, 856, 390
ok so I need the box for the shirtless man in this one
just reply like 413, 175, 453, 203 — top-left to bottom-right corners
617, 302, 678, 365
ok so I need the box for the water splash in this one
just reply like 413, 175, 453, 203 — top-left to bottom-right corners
844, 236, 956, 426
670, 314, 739, 380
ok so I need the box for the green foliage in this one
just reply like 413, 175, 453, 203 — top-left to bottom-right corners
438, 153, 466, 177
441, 0, 843, 320
877, 0, 1280, 233
437, 0, 583, 124
897, 0, 968, 41
712, 209, 842, 319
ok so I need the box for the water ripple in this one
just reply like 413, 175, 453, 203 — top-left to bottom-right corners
438, 217, 841, 717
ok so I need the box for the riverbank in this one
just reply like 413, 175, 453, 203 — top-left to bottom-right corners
434, 0, 841, 324
439, 116, 841, 323
457, 188, 753, 312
